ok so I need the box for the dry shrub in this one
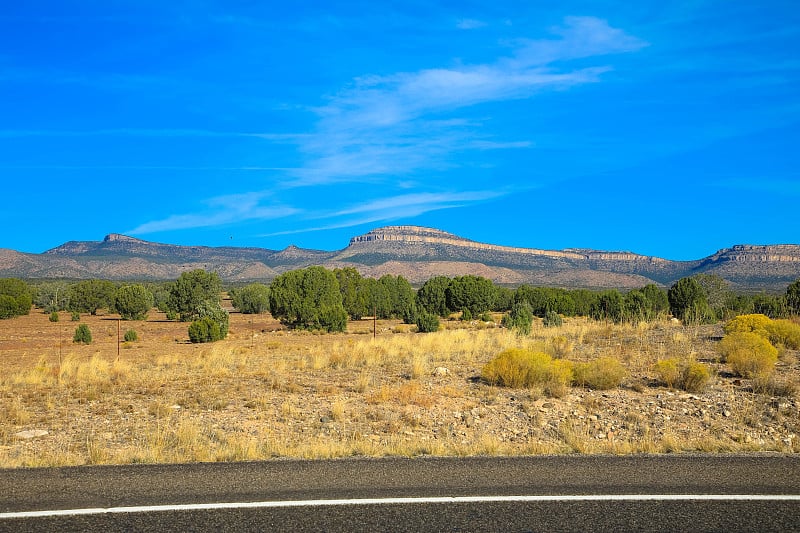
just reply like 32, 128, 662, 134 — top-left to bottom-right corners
545, 359, 574, 398
724, 314, 772, 336
573, 357, 626, 390
481, 348, 573, 397
548, 336, 574, 358
58, 354, 131, 389
366, 382, 434, 407
765, 319, 800, 350
681, 361, 712, 392
330, 400, 346, 421
719, 332, 778, 378
655, 358, 712, 392
752, 376, 798, 397
410, 352, 428, 379
654, 358, 681, 388
724, 314, 800, 351
355, 370, 372, 393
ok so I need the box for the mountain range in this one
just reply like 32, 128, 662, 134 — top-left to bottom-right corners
2, 226, 799, 291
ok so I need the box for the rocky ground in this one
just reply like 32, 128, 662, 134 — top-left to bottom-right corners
1, 310, 798, 466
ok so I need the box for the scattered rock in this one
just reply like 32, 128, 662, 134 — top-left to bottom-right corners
433, 367, 450, 377
15, 430, 48, 440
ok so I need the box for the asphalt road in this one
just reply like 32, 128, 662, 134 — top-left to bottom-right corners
1, 455, 798, 532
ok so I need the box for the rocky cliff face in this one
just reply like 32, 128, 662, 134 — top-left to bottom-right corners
704, 245, 800, 263
3, 226, 799, 290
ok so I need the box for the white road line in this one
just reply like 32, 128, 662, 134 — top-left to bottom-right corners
2, 494, 799, 519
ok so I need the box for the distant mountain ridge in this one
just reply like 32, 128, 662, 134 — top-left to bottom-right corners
2, 226, 799, 291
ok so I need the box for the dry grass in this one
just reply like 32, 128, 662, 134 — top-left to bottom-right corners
0, 311, 798, 467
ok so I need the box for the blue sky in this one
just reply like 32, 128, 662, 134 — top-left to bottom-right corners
1, 1, 798, 260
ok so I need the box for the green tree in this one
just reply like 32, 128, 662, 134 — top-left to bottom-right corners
668, 277, 714, 324
378, 274, 416, 321
752, 293, 788, 318
269, 266, 347, 332
152, 283, 173, 313
33, 281, 70, 313
570, 289, 598, 317
446, 275, 497, 317
230, 283, 270, 314
334, 268, 372, 320
624, 284, 668, 322
514, 286, 575, 317
502, 301, 533, 335
693, 273, 731, 320
494, 287, 514, 312
590, 290, 624, 323
787, 278, 800, 316
623, 289, 649, 323
67, 279, 117, 315
167, 270, 222, 321
365, 277, 392, 319
0, 278, 33, 319
416, 276, 451, 317
114, 284, 154, 320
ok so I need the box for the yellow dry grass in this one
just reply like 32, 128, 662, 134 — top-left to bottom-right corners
0, 311, 798, 467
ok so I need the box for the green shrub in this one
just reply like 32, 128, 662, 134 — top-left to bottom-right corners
460, 308, 473, 321
49, 311, 60, 323
415, 311, 440, 333
478, 311, 494, 322
188, 317, 222, 343
481, 348, 573, 397
543, 310, 563, 328
73, 324, 92, 344
71, 311, 81, 321
719, 331, 778, 378
573, 357, 626, 390
124, 329, 138, 342
195, 301, 230, 340
187, 301, 229, 343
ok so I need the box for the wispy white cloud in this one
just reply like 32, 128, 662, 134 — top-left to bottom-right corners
469, 140, 534, 150
456, 18, 487, 30
288, 16, 646, 186
126, 17, 646, 237
127, 192, 299, 234
333, 190, 504, 217
261, 189, 504, 238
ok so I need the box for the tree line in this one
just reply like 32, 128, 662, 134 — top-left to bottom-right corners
2, 270, 800, 342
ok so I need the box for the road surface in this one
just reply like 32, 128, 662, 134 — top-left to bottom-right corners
1, 454, 798, 531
